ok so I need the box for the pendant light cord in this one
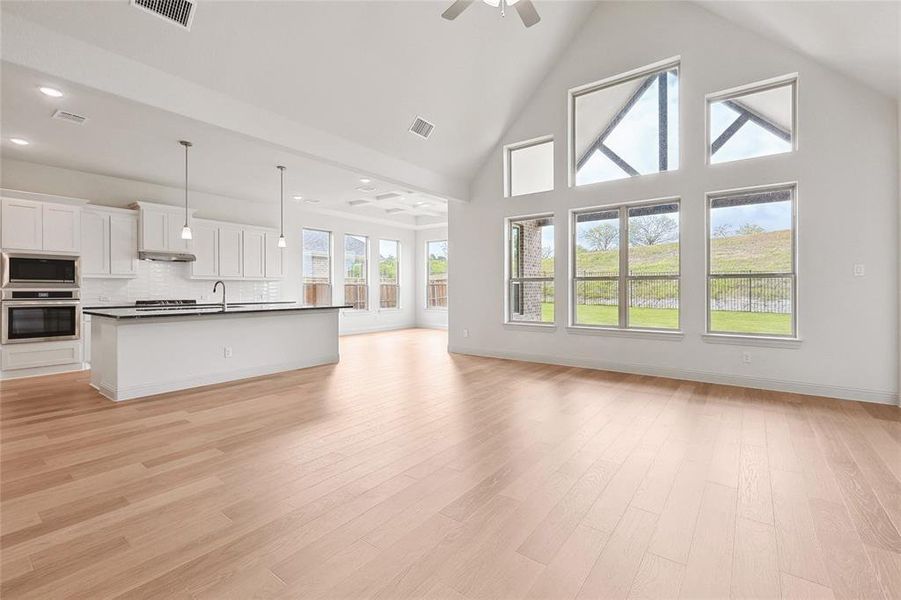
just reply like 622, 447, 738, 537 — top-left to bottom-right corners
179, 140, 192, 228
278, 165, 286, 237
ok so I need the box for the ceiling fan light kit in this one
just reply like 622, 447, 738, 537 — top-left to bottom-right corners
441, 0, 540, 28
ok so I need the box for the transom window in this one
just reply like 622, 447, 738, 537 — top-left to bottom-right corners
507, 215, 554, 324
708, 77, 796, 164
707, 184, 796, 337
379, 239, 400, 309
426, 240, 448, 310
572, 200, 680, 330
344, 234, 368, 310
571, 59, 679, 186
302, 228, 332, 306
506, 138, 554, 197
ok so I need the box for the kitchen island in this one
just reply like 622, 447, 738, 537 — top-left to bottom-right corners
84, 303, 350, 401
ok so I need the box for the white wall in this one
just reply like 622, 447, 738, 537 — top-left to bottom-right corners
449, 1, 899, 404
1, 160, 435, 335
416, 225, 449, 330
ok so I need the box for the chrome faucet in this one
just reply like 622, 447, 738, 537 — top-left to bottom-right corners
213, 280, 227, 310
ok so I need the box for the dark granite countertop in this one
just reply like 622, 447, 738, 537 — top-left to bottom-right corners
83, 303, 352, 319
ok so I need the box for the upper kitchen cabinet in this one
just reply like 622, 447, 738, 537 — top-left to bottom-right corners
265, 232, 284, 279
242, 229, 266, 279
190, 219, 220, 278
1, 197, 82, 253
81, 207, 138, 278
133, 201, 195, 254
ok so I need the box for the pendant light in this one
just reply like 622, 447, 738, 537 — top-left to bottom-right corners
277, 165, 287, 248
179, 140, 193, 240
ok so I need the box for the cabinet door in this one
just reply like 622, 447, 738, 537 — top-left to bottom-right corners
242, 230, 266, 279
43, 204, 81, 253
167, 213, 191, 252
218, 227, 243, 278
191, 221, 219, 278
81, 211, 110, 276
109, 214, 138, 276
141, 210, 169, 251
265, 232, 284, 279
1, 198, 43, 251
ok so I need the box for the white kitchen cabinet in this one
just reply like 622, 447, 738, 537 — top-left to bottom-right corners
218, 226, 243, 278
43, 204, 81, 253
2, 198, 82, 253
1, 198, 43, 250
81, 208, 138, 278
265, 232, 284, 279
243, 230, 266, 279
109, 214, 138, 276
140, 208, 169, 252
81, 211, 110, 276
191, 220, 219, 278
83, 314, 92, 365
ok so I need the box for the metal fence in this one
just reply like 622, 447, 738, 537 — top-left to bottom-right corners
709, 274, 792, 313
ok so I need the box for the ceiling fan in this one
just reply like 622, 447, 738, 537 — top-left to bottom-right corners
442, 0, 541, 28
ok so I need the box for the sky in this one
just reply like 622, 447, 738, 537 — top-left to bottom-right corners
710, 200, 791, 234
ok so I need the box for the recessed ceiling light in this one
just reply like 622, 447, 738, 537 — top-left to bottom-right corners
359, 178, 371, 184
9, 138, 30, 146
39, 86, 63, 98
292, 195, 304, 201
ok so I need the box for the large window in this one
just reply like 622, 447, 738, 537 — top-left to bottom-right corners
707, 184, 796, 337
426, 240, 448, 309
708, 77, 796, 165
344, 234, 369, 310
571, 60, 679, 187
507, 215, 554, 324
302, 228, 332, 306
379, 239, 400, 309
506, 138, 554, 197
572, 200, 680, 330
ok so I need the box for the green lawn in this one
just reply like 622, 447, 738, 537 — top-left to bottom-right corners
540, 303, 791, 335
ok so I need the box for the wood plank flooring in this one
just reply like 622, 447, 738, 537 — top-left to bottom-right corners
1, 328, 899, 599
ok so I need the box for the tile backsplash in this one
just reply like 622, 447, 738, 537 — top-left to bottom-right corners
82, 261, 285, 305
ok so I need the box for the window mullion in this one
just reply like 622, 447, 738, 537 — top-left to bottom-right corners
619, 206, 629, 328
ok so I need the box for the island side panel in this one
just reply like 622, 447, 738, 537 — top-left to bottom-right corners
100, 309, 339, 401
90, 317, 120, 399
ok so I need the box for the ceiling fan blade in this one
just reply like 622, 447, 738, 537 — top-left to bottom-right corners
441, 0, 474, 20
514, 0, 541, 27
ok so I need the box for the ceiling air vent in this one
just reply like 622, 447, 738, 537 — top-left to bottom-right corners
52, 110, 87, 125
375, 192, 403, 202
132, 0, 196, 30
348, 199, 370, 207
355, 185, 376, 193
385, 208, 405, 214
409, 116, 435, 139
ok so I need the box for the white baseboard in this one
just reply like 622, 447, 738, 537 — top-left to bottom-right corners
1, 362, 87, 380
415, 323, 448, 330
339, 323, 416, 336
448, 345, 899, 406
92, 354, 339, 402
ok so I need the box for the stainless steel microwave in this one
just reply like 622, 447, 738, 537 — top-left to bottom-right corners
1, 253, 80, 289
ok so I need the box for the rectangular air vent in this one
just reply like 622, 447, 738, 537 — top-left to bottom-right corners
385, 208, 405, 214
52, 110, 87, 125
409, 116, 435, 139
355, 185, 376, 193
375, 192, 403, 202
348, 199, 370, 207
132, 0, 196, 30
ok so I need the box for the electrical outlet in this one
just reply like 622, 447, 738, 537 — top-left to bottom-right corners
742, 351, 752, 364
463, 328, 470, 338
853, 264, 865, 277
224, 346, 233, 358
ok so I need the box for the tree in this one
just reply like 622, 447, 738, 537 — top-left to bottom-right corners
713, 223, 732, 238
737, 223, 765, 235
629, 215, 678, 246
582, 223, 619, 251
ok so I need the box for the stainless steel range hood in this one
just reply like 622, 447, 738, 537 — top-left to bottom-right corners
138, 250, 196, 262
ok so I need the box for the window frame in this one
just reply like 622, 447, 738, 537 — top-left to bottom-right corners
343, 233, 370, 312
705, 74, 798, 166
378, 238, 401, 311
569, 197, 682, 332
505, 213, 555, 327
424, 239, 448, 311
302, 228, 333, 306
705, 182, 798, 340
567, 56, 681, 188
504, 136, 555, 198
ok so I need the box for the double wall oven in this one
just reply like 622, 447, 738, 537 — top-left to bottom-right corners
1, 253, 81, 344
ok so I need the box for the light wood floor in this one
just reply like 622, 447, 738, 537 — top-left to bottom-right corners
1, 329, 899, 599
